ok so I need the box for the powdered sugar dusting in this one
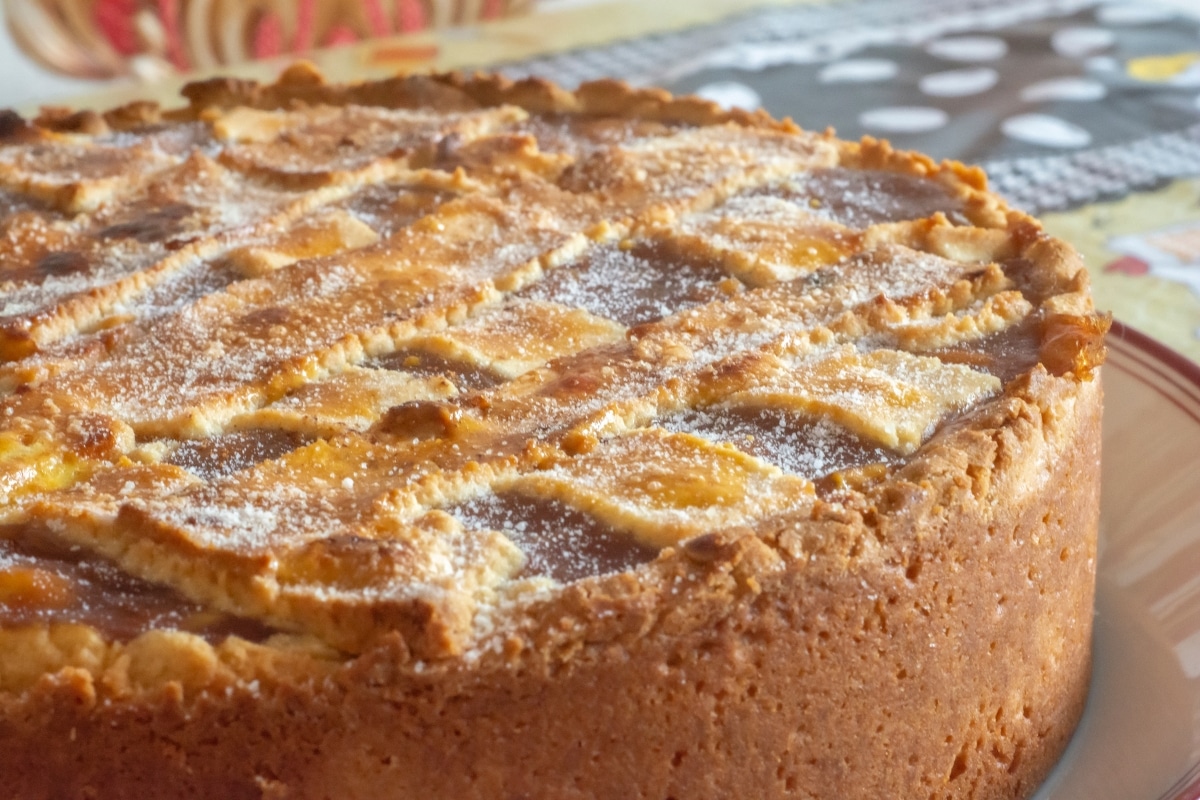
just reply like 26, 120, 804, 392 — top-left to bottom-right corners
516, 242, 731, 326
0, 90, 1046, 653
659, 406, 894, 478
450, 492, 657, 582
757, 167, 968, 229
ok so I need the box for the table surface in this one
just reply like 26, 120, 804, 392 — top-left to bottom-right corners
8, 0, 1200, 364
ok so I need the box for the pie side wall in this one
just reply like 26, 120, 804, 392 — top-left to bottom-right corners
0, 376, 1100, 799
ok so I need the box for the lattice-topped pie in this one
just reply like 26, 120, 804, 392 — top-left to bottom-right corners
0, 64, 1106, 799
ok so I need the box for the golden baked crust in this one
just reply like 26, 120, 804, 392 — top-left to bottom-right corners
0, 63, 1105, 798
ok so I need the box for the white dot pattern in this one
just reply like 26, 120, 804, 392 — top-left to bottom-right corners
497, 0, 1200, 213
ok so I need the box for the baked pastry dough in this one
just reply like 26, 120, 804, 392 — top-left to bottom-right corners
0, 64, 1106, 798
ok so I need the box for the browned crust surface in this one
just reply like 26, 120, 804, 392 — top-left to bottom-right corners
0, 374, 1099, 799
0, 64, 1104, 799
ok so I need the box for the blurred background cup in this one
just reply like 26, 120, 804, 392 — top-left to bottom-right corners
1, 0, 533, 104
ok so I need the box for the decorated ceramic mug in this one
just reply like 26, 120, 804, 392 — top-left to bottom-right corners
4, 0, 529, 80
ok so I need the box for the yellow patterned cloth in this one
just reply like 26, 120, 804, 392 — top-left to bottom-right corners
1045, 181, 1200, 363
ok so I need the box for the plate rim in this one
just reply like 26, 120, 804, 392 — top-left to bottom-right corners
1103, 321, 1200, 800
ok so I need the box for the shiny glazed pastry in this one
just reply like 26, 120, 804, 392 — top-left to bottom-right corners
0, 64, 1106, 799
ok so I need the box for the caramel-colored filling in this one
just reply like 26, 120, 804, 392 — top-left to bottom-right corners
762, 167, 969, 228
334, 184, 456, 237
449, 493, 659, 583
932, 317, 1043, 384
0, 523, 274, 642
521, 115, 681, 159
96, 202, 196, 244
659, 406, 894, 478
165, 429, 314, 480
372, 348, 504, 392
515, 242, 734, 326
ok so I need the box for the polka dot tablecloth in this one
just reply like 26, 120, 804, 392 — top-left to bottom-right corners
499, 0, 1200, 361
